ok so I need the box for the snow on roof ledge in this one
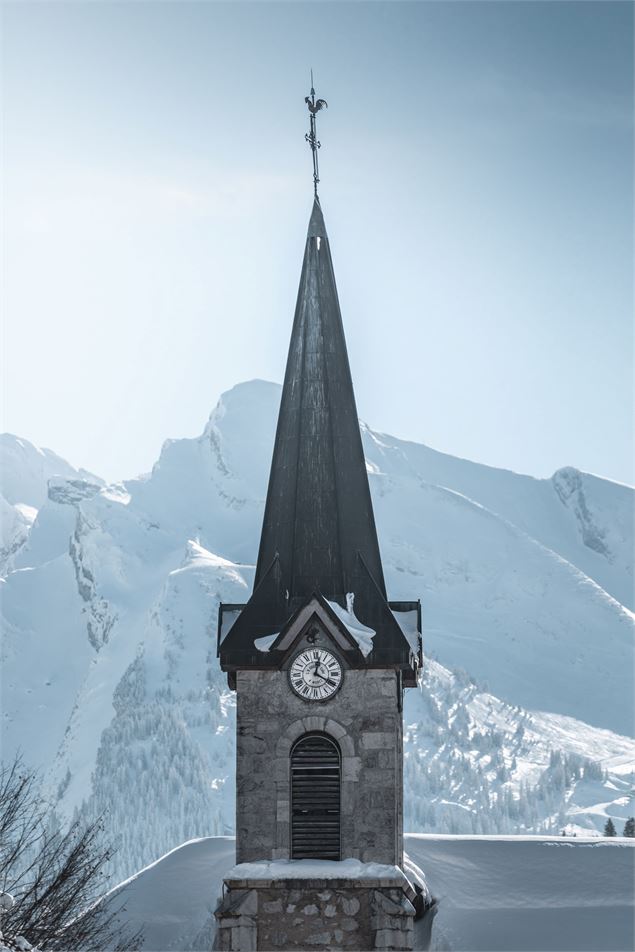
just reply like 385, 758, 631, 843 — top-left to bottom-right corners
254, 632, 279, 652
223, 857, 414, 887
391, 607, 420, 656
219, 607, 243, 643
326, 594, 376, 657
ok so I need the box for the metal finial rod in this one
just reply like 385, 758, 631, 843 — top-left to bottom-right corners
304, 71, 328, 198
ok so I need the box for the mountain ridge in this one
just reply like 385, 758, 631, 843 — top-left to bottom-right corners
1, 379, 633, 884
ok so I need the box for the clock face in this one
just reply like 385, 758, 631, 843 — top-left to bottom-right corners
289, 648, 343, 701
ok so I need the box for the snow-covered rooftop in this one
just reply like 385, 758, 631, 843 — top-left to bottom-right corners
100, 834, 635, 952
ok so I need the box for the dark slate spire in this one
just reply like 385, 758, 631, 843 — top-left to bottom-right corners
254, 197, 386, 600
219, 199, 419, 674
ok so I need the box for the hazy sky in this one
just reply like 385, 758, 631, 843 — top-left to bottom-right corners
3, 1, 633, 485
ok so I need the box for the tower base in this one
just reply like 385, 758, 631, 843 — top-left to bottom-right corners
214, 867, 418, 951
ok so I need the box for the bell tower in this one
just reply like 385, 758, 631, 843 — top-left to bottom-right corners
214, 85, 423, 952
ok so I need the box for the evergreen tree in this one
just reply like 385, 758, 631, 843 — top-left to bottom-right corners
603, 818, 617, 837
622, 817, 635, 837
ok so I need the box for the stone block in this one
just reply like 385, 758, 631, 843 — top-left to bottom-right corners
276, 799, 289, 822
306, 932, 332, 945
342, 756, 362, 781
278, 820, 290, 847
337, 733, 356, 757
215, 926, 232, 950
238, 734, 267, 754
324, 718, 347, 739
302, 715, 326, 733
360, 766, 394, 786
341, 896, 360, 915
236, 776, 260, 795
373, 927, 412, 950
372, 891, 408, 916
360, 850, 377, 864
341, 780, 356, 815
402, 900, 415, 918
275, 730, 292, 753
377, 748, 395, 768
359, 787, 393, 810
358, 713, 396, 732
215, 887, 258, 919
234, 924, 257, 951
360, 732, 395, 750
371, 914, 414, 931
268, 929, 288, 948
263, 899, 283, 914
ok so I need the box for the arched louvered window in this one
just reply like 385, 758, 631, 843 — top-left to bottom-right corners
291, 733, 341, 860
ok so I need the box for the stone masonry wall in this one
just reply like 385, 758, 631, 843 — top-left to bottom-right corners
235, 651, 403, 866
214, 879, 415, 951
257, 883, 374, 950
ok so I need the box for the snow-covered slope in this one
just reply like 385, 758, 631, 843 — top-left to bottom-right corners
101, 835, 635, 952
1, 380, 633, 884
364, 444, 632, 731
404, 661, 635, 837
362, 425, 634, 612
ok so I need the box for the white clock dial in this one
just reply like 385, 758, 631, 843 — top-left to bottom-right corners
289, 648, 343, 701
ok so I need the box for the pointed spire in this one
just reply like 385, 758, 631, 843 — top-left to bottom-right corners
307, 197, 327, 238
219, 200, 418, 673
253, 197, 386, 601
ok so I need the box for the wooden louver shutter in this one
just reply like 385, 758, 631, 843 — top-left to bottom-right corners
291, 733, 341, 860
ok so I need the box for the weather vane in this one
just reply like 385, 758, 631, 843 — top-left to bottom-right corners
305, 69, 328, 198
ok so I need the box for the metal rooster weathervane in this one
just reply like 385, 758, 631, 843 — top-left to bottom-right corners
305, 70, 328, 198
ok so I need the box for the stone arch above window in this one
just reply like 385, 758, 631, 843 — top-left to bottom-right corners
275, 716, 355, 759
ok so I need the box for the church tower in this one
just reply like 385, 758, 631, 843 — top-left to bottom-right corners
214, 85, 423, 952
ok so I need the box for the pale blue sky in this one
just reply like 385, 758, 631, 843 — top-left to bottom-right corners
2, 1, 633, 485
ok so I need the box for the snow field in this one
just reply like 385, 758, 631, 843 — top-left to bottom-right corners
100, 835, 635, 951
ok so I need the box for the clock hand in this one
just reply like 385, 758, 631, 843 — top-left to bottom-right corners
309, 661, 324, 682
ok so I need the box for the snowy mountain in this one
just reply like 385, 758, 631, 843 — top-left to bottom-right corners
100, 835, 635, 952
1, 380, 634, 884
0, 433, 101, 576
